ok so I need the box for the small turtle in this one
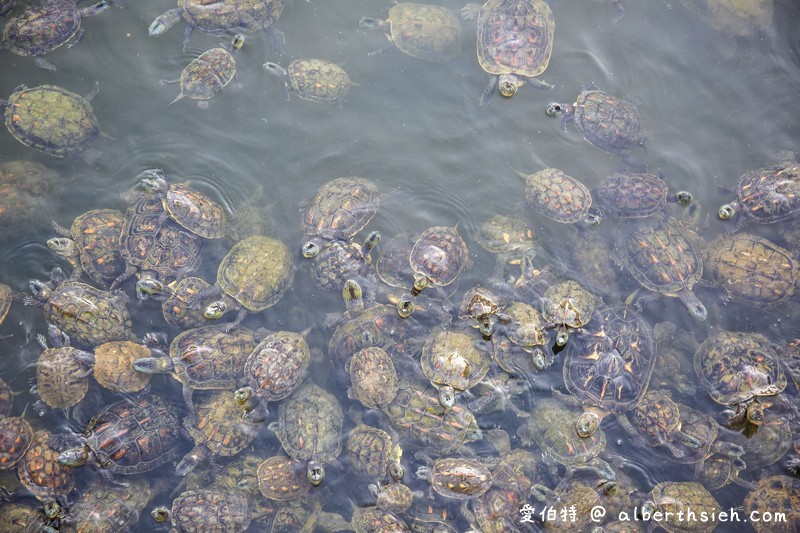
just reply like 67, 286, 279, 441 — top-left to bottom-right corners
359, 3, 463, 63
264, 58, 353, 105
616, 219, 708, 321
176, 390, 259, 476
461, 0, 554, 105
48, 209, 126, 287
301, 176, 381, 243
234, 329, 311, 422
57, 395, 186, 475
474, 214, 537, 279
133, 325, 256, 419
514, 165, 601, 227
415, 457, 492, 500
718, 156, 800, 231
694, 330, 786, 427
0, 161, 60, 235
69, 478, 152, 533
664, 401, 746, 466
269, 383, 344, 486
256, 455, 312, 502
0, 415, 33, 470
306, 232, 380, 291
491, 305, 554, 374
25, 269, 133, 347
458, 285, 505, 338
637, 481, 719, 533
743, 475, 800, 533
1, 83, 103, 158
151, 489, 251, 532
0, 0, 109, 71
409, 225, 470, 296
194, 235, 295, 331
35, 325, 91, 413
696, 448, 754, 490
370, 481, 418, 513
161, 35, 244, 108
346, 423, 403, 481
351, 505, 410, 533
547, 84, 647, 170
148, 0, 284, 54
542, 279, 596, 346
512, 254, 557, 302
347, 346, 399, 409
592, 172, 693, 220
420, 328, 491, 408
17, 430, 75, 502
701, 232, 799, 308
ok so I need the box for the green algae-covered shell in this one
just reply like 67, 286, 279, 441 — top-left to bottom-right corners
161, 182, 228, 239
346, 423, 400, 480
385, 3, 462, 62
303, 177, 380, 240
3, 84, 99, 157
243, 330, 310, 402
179, 47, 237, 102
286, 59, 352, 103
217, 235, 294, 311
276, 383, 343, 464
646, 481, 719, 533
572, 88, 646, 157
1, 1, 81, 57
410, 225, 469, 287
69, 209, 126, 286
421, 329, 490, 392
168, 489, 251, 532
518, 167, 593, 224
43, 281, 132, 346
475, 0, 554, 76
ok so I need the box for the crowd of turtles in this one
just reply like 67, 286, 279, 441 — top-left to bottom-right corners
0, 0, 798, 531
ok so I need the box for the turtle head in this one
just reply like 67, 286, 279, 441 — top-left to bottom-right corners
389, 462, 405, 482
555, 329, 569, 347
151, 506, 171, 523
140, 170, 168, 195
361, 230, 381, 261
231, 34, 244, 51
438, 385, 456, 409
718, 203, 736, 220
132, 356, 174, 374
301, 238, 321, 258
498, 75, 520, 98
342, 279, 365, 315
308, 460, 325, 486
396, 295, 415, 318
136, 278, 165, 300
412, 274, 429, 293
204, 301, 228, 320
46, 237, 79, 259
576, 411, 600, 438
745, 402, 765, 426
546, 102, 568, 117
358, 17, 387, 31
263, 61, 289, 79
57, 446, 90, 468
676, 191, 693, 205
27, 280, 52, 302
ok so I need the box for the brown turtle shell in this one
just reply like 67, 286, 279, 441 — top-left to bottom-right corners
36, 343, 89, 409
257, 455, 311, 501
517, 167, 593, 224
421, 330, 490, 392
243, 330, 310, 402
17, 430, 75, 501
346, 424, 400, 480
275, 384, 343, 465
176, 48, 237, 104
385, 3, 463, 63
167, 489, 251, 532
570, 87, 646, 157
184, 390, 258, 457
592, 172, 669, 218
0, 416, 33, 470
93, 341, 152, 394
409, 226, 469, 287
728, 161, 800, 225
303, 177, 380, 240
67, 209, 126, 286
422, 457, 492, 500
743, 476, 800, 533
169, 325, 255, 390
347, 346, 399, 409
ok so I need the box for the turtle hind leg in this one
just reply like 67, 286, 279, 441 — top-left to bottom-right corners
181, 24, 194, 53
479, 75, 498, 107
34, 56, 57, 71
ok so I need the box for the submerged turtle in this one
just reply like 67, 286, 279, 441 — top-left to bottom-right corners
17, 430, 75, 502
151, 489, 251, 532
148, 0, 284, 54
346, 423, 403, 481
1, 0, 109, 71
161, 35, 244, 108
462, 0, 555, 105
68, 478, 152, 533
474, 214, 537, 279
637, 481, 720, 533
1, 83, 103, 158
359, 3, 463, 63
0, 283, 12, 332
679, 0, 774, 60
542, 279, 596, 346
743, 476, 800, 533
256, 455, 311, 502
263, 59, 353, 105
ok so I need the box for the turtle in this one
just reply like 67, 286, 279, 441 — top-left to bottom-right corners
547, 84, 647, 170
148, 0, 284, 54
161, 34, 244, 108
17, 430, 75, 502
539, 480, 604, 531
461, 0, 555, 105
701, 232, 799, 308
420, 328, 491, 408
346, 423, 404, 481
347, 346, 399, 409
78, 339, 154, 394
112, 191, 204, 290
661, 401, 746, 467
415, 457, 492, 500
370, 480, 418, 513
151, 489, 252, 532
375, 233, 416, 290
679, 0, 774, 60
0, 282, 12, 332
409, 225, 469, 297
514, 165, 601, 227
1, 83, 102, 158
193, 235, 295, 331
636, 481, 720, 533
47, 209, 126, 287
0, 160, 59, 234
263, 58, 353, 105
743, 475, 800, 533
474, 214, 537, 279
732, 410, 792, 471
350, 505, 410, 533
256, 455, 312, 502
0, 415, 33, 470
133, 325, 256, 419
136, 276, 238, 329
615, 218, 708, 321
24, 269, 133, 347
563, 224, 622, 299
458, 285, 505, 338
592, 172, 693, 220
358, 2, 463, 63
0, 501, 52, 532
307, 232, 380, 291
301, 176, 381, 243
269, 383, 344, 486
176, 390, 260, 476
696, 448, 754, 490
512, 254, 558, 302
717, 156, 800, 231
67, 478, 152, 533
694, 330, 786, 427
56, 395, 186, 475
0, 0, 109, 71
34, 325, 91, 413
234, 329, 311, 422
542, 279, 596, 346
491, 302, 554, 374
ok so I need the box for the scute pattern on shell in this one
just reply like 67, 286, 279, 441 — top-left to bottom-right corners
178, 48, 237, 102
287, 59, 352, 103
185, 390, 258, 456
520, 168, 593, 224
572, 88, 646, 156
421, 330, 490, 392
3, 84, 100, 157
43, 281, 132, 346
36, 345, 89, 409
93, 341, 152, 393
257, 455, 311, 501
69, 209, 126, 286
276, 384, 343, 464
169, 489, 251, 532
162, 183, 227, 239
731, 161, 800, 224
180, 0, 283, 33
542, 279, 595, 329
303, 177, 380, 239
1, 1, 81, 57
646, 481, 719, 533
348, 346, 399, 409
743, 476, 800, 533
425, 457, 492, 500
17, 430, 75, 501
328, 303, 409, 365
346, 424, 398, 479
410, 226, 469, 286
244, 330, 310, 402
0, 416, 33, 470
170, 325, 255, 390
387, 3, 463, 63
592, 172, 668, 218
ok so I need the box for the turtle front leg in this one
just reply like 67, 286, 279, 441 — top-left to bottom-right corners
224, 307, 248, 333
479, 75, 499, 107
34, 56, 57, 72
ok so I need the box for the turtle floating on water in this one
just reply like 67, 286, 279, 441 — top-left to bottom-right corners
264, 59, 354, 106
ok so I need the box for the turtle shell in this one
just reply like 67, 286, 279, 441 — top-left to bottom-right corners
180, 0, 283, 32
162, 277, 236, 330
474, 214, 535, 257
169, 325, 255, 390
474, 0, 553, 77
347, 346, 399, 409
351, 506, 409, 533
346, 423, 401, 480
328, 303, 409, 365
17, 430, 75, 501
257, 455, 311, 501
243, 330, 310, 402
70, 478, 152, 533
36, 344, 89, 409
84, 395, 185, 474
624, 390, 682, 447
310, 239, 372, 291
167, 489, 251, 532
184, 390, 258, 457
216, 235, 294, 311
646, 482, 719, 533
276, 384, 343, 464
421, 330, 490, 392
385, 3, 462, 62
3, 84, 99, 157
303, 177, 380, 240
93, 341, 152, 394
68, 209, 126, 287
374, 481, 414, 513
161, 182, 227, 239
592, 172, 669, 218
410, 226, 469, 287
563, 305, 655, 412
1, 0, 81, 57
726, 160, 800, 225
179, 47, 237, 102
286, 59, 352, 103
42, 281, 132, 346
0, 283, 11, 328
694, 330, 786, 407
542, 279, 596, 329
570, 87, 646, 157
421, 457, 491, 500
701, 232, 799, 308
517, 167, 593, 224
0, 416, 33, 470
743, 476, 800, 533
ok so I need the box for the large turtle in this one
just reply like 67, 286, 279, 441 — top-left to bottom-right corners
263, 58, 353, 106
1, 83, 102, 158
0, 0, 109, 71
462, 0, 555, 105
161, 34, 244, 108
148, 0, 284, 54
359, 3, 463, 63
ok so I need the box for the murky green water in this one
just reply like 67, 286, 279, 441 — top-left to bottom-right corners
1, 0, 799, 530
